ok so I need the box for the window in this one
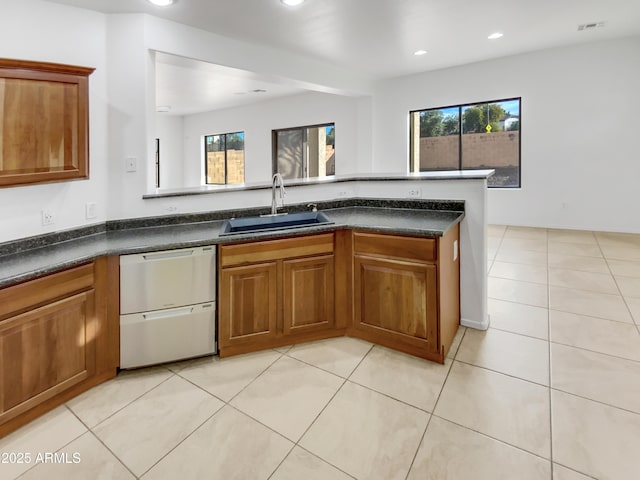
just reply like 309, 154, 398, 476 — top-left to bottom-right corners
410, 98, 521, 187
272, 123, 335, 179
204, 132, 245, 184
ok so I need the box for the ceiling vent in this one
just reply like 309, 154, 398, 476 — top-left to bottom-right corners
578, 22, 605, 31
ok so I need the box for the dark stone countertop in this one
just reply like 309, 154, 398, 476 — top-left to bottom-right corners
0, 200, 464, 288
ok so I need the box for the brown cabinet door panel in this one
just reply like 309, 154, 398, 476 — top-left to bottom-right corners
219, 262, 278, 347
220, 233, 334, 267
283, 255, 335, 335
354, 255, 437, 351
0, 290, 96, 422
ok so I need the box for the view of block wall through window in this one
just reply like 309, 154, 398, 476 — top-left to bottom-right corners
410, 98, 521, 187
273, 124, 335, 179
204, 132, 245, 184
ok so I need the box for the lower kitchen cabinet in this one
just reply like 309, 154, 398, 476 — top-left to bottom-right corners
218, 233, 337, 356
0, 258, 119, 438
353, 255, 438, 350
283, 255, 335, 335
350, 226, 460, 363
218, 227, 460, 362
219, 261, 278, 345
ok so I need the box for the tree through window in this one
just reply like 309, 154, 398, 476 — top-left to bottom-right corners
410, 98, 521, 187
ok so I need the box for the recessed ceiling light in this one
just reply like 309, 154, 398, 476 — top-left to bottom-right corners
281, 0, 305, 6
414, 50, 428, 56
147, 0, 175, 6
156, 105, 171, 113
488, 32, 503, 40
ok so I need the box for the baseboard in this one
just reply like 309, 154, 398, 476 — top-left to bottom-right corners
461, 315, 490, 330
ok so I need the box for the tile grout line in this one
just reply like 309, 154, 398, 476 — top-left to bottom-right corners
60, 405, 139, 480
430, 413, 553, 464
11, 406, 94, 480
18, 371, 178, 480
76, 367, 177, 432
176, 350, 284, 405
264, 342, 378, 480
452, 358, 550, 389
136, 352, 290, 477
98, 366, 227, 478
552, 461, 599, 479
224, 351, 286, 405
546, 229, 554, 479
89, 353, 285, 479
550, 386, 640, 418
547, 337, 640, 364
402, 327, 466, 480
596, 233, 640, 335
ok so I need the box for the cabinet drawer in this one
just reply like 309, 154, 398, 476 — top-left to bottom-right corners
353, 232, 436, 262
0, 263, 94, 321
120, 246, 216, 314
220, 233, 334, 267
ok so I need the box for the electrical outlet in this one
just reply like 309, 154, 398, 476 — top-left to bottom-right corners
85, 202, 97, 219
408, 188, 422, 198
125, 156, 137, 172
163, 204, 178, 213
41, 209, 54, 226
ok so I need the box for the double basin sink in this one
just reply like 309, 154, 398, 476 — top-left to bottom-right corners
219, 211, 333, 236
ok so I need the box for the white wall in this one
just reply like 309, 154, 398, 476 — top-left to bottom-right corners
2, 2, 638, 239
102, 14, 376, 221
182, 91, 363, 187
373, 36, 640, 233
156, 114, 185, 188
0, 0, 109, 243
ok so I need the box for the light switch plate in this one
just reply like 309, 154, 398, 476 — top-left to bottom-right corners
85, 202, 97, 219
125, 156, 137, 172
453, 240, 458, 261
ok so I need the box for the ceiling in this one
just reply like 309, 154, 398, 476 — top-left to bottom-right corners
45, 0, 640, 114
155, 52, 307, 116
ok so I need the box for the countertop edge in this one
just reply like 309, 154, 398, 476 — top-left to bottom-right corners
0, 205, 464, 288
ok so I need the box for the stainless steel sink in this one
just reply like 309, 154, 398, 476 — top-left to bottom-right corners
219, 211, 333, 236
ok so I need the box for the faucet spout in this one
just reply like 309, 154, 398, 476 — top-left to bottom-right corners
271, 173, 286, 215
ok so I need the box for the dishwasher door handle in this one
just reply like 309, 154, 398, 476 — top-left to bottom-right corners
142, 250, 195, 261
142, 306, 195, 321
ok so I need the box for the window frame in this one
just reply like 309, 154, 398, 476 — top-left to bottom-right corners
272, 122, 335, 178
203, 131, 245, 185
409, 97, 521, 188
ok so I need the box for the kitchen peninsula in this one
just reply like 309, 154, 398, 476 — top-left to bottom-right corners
0, 171, 491, 438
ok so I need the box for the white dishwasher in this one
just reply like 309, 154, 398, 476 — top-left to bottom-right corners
119, 245, 216, 369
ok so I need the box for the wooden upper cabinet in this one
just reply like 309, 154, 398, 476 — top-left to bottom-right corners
0, 58, 94, 187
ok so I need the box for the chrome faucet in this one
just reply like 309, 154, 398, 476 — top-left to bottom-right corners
271, 173, 286, 215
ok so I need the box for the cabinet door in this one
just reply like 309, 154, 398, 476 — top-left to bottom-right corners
0, 290, 96, 424
353, 255, 438, 353
283, 255, 335, 335
219, 262, 278, 348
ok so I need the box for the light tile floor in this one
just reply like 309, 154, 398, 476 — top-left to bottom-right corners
2, 225, 640, 479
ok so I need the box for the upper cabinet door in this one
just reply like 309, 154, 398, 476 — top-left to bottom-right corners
0, 58, 94, 188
